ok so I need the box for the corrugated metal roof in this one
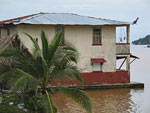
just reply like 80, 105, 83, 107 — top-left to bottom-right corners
0, 13, 39, 24
0, 13, 131, 25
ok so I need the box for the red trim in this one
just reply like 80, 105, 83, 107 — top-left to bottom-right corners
91, 58, 107, 63
116, 43, 130, 45
0, 13, 39, 24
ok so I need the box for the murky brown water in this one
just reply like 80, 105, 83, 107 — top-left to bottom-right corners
53, 88, 144, 113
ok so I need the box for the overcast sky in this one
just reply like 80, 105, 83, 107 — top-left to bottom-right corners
0, 0, 149, 41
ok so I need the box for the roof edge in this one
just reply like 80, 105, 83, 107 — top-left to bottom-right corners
0, 13, 43, 25
0, 12, 131, 25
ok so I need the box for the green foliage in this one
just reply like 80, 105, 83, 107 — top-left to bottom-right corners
0, 105, 24, 113
23, 94, 41, 112
132, 35, 150, 45
0, 30, 92, 113
2, 95, 19, 104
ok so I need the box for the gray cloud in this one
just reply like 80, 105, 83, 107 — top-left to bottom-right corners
0, 0, 149, 41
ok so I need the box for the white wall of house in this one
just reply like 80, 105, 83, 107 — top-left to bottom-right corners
65, 26, 116, 72
18, 24, 116, 73
18, 25, 55, 52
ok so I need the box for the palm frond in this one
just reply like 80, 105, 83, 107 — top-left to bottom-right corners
24, 32, 44, 60
0, 30, 92, 113
39, 94, 57, 113
48, 46, 82, 82
10, 68, 40, 92
62, 45, 79, 63
57, 86, 92, 113
50, 64, 82, 83
41, 30, 49, 61
63, 45, 78, 53
0, 48, 24, 59
24, 32, 40, 51
0, 68, 19, 82
55, 47, 78, 63
47, 31, 63, 66
24, 32, 50, 79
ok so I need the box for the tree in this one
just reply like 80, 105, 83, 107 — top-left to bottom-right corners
0, 30, 92, 113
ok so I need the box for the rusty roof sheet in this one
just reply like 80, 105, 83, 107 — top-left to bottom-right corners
0, 13, 131, 26
0, 13, 39, 24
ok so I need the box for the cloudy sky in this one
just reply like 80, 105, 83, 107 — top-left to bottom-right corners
0, 0, 149, 41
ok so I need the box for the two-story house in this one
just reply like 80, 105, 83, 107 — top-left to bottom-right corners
0, 13, 139, 85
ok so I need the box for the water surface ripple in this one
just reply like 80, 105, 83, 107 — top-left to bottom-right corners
53, 89, 144, 113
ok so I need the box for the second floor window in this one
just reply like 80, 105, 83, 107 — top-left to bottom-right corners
93, 27, 102, 45
56, 25, 64, 45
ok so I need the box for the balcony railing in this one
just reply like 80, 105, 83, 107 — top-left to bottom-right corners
116, 43, 130, 54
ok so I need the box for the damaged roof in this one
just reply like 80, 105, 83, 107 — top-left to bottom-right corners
0, 12, 131, 26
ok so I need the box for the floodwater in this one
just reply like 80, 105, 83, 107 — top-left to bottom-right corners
53, 45, 149, 113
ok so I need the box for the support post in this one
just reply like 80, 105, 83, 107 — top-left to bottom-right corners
119, 58, 126, 70
126, 25, 130, 43
126, 55, 130, 76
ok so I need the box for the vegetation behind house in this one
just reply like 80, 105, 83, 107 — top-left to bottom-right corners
132, 34, 150, 45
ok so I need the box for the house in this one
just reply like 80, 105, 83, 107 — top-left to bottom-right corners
0, 13, 139, 85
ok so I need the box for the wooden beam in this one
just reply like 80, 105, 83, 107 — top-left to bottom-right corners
126, 25, 130, 43
126, 55, 130, 76
119, 58, 126, 70
130, 58, 136, 64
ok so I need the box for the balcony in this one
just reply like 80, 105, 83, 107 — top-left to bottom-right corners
116, 43, 130, 55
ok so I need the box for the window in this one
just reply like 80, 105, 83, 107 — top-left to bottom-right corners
56, 25, 65, 45
92, 63, 102, 71
91, 58, 106, 72
93, 27, 102, 45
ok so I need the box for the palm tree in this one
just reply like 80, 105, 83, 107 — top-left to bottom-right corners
0, 30, 92, 113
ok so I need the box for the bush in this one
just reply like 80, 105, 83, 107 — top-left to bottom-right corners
0, 104, 24, 113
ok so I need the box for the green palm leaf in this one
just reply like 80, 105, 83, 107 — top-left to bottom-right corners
47, 31, 63, 66
39, 94, 57, 113
24, 32, 40, 51
41, 30, 49, 61
50, 64, 82, 83
0, 30, 92, 113
11, 68, 40, 92
0, 48, 24, 59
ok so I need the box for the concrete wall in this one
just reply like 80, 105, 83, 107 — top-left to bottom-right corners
18, 25, 55, 52
51, 71, 130, 85
18, 24, 116, 73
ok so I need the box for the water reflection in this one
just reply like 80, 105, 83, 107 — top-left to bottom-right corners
53, 88, 144, 113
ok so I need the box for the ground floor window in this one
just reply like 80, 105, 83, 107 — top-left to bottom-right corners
92, 63, 102, 71
91, 58, 106, 72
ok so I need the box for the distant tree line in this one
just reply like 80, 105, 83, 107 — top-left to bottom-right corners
132, 35, 150, 45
